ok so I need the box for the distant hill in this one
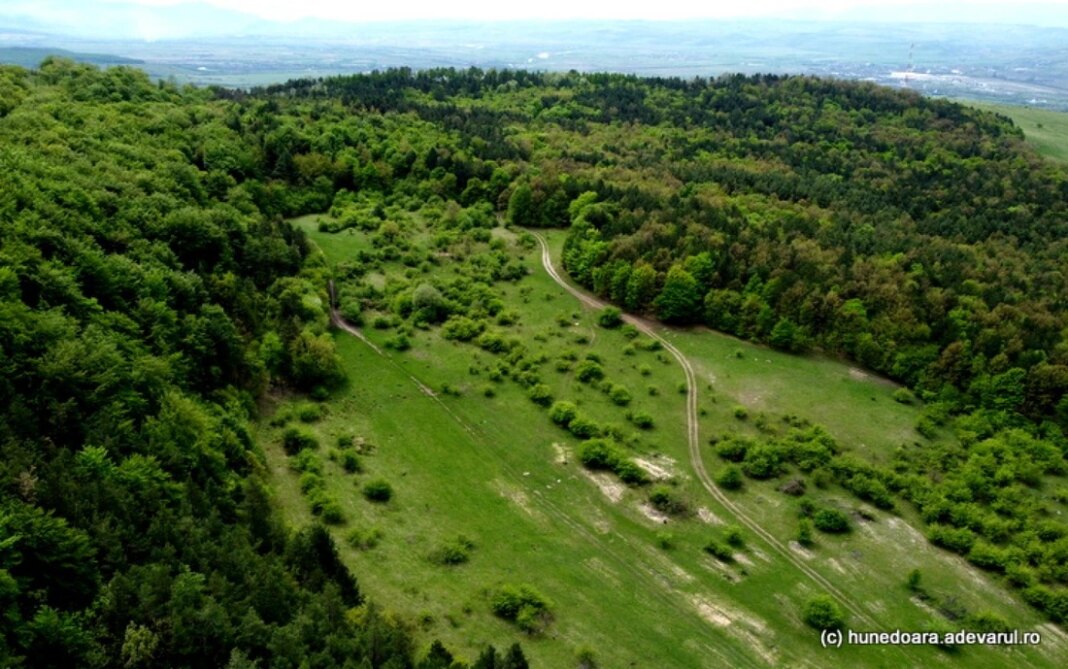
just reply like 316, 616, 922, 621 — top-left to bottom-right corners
0, 46, 142, 68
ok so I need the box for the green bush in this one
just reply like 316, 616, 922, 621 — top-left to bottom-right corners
527, 384, 554, 407
442, 315, 486, 341
282, 427, 319, 455
798, 517, 814, 546
813, 508, 851, 533
703, 539, 734, 563
614, 459, 650, 485
362, 479, 394, 503
575, 360, 605, 383
548, 401, 578, 427
346, 527, 383, 550
568, 415, 601, 439
621, 324, 639, 339
320, 500, 345, 525
724, 525, 745, 548
733, 405, 749, 420
292, 449, 322, 474
597, 307, 623, 328
608, 385, 632, 406
341, 451, 362, 474
715, 465, 744, 490
648, 486, 688, 516
892, 388, 914, 405
428, 536, 475, 565
491, 584, 552, 634
802, 595, 845, 630
578, 439, 618, 470
296, 401, 323, 423
629, 412, 654, 430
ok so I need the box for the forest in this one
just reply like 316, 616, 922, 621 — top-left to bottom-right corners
0, 58, 1065, 666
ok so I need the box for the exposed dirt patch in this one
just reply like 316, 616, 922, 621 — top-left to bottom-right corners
697, 506, 723, 525
582, 470, 625, 503
551, 442, 570, 465
638, 503, 671, 524
634, 455, 676, 481
734, 552, 755, 567
690, 596, 777, 664
692, 596, 731, 627
788, 541, 814, 559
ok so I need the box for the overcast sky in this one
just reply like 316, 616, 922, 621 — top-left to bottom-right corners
29, 0, 1068, 24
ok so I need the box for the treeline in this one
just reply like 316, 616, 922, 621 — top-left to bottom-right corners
0, 59, 527, 667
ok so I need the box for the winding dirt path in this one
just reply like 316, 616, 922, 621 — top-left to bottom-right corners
530, 231, 875, 626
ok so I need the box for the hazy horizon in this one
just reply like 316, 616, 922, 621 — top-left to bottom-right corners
2, 0, 1067, 41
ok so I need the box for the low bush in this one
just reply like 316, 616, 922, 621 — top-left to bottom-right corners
528, 384, 554, 407
363, 479, 394, 502
596, 307, 623, 329
283, 427, 319, 455
802, 595, 845, 630
648, 485, 688, 516
813, 508, 851, 533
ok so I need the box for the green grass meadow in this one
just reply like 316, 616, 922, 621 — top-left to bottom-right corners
255, 217, 1065, 667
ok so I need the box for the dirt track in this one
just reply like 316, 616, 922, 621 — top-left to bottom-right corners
531, 231, 874, 626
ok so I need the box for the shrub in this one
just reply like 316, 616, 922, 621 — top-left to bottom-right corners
442, 315, 485, 341
647, 385, 659, 396
892, 388, 914, 404
568, 415, 601, 439
296, 402, 323, 423
362, 479, 393, 502
648, 486, 688, 516
293, 449, 322, 474
575, 360, 605, 383
597, 307, 623, 329
491, 584, 552, 634
608, 385, 632, 406
299, 472, 324, 495
621, 324, 639, 339
482, 384, 496, 398
715, 436, 750, 462
798, 517, 814, 546
528, 384, 554, 407
803, 595, 845, 630
655, 531, 675, 550
715, 465, 744, 490
346, 527, 383, 550
724, 525, 745, 548
733, 405, 749, 420
578, 439, 618, 470
320, 500, 345, 525
548, 401, 578, 427
703, 539, 734, 563
428, 536, 475, 565
282, 427, 319, 455
341, 451, 362, 474
638, 364, 652, 376
384, 333, 411, 351
477, 332, 510, 353
614, 459, 650, 485
813, 508, 851, 533
741, 444, 783, 479
629, 412, 654, 430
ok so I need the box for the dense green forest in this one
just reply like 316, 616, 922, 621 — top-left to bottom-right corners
1, 57, 1066, 667
0, 59, 528, 668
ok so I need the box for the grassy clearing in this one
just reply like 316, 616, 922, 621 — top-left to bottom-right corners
256, 216, 1064, 668
969, 102, 1068, 163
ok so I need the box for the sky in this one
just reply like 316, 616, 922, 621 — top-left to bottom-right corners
47, 0, 1068, 24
